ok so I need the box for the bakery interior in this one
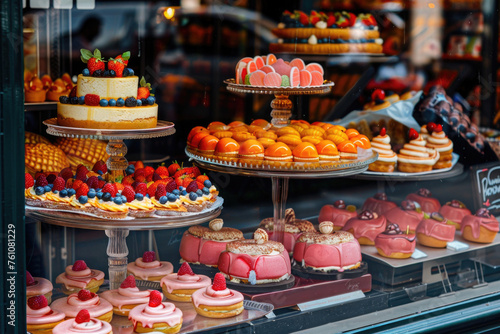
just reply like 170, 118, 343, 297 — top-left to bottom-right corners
4, 0, 500, 333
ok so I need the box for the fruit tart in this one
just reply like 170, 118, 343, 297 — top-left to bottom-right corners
127, 251, 174, 282
27, 295, 65, 334
439, 200, 471, 230
52, 309, 113, 334
161, 262, 211, 302
343, 210, 387, 245
461, 208, 499, 243
375, 223, 416, 259
51, 289, 113, 322
26, 271, 53, 304
56, 260, 105, 294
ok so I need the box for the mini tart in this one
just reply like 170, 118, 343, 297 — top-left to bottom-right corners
375, 223, 416, 259
207, 121, 229, 132
191, 284, 244, 319
126, 196, 155, 218
292, 142, 319, 164
439, 201, 471, 230
187, 126, 209, 145
91, 199, 129, 219
187, 131, 210, 151
212, 130, 233, 139
161, 272, 211, 302
56, 266, 105, 295
275, 126, 301, 138
232, 131, 256, 143
416, 215, 455, 248
52, 317, 112, 334
27, 303, 66, 334
264, 142, 293, 166
277, 134, 303, 150
27, 276, 54, 304
100, 287, 160, 317
197, 135, 220, 156
25, 88, 47, 102
461, 209, 499, 244
250, 119, 272, 130
337, 140, 358, 160
257, 137, 276, 149
238, 139, 265, 165
127, 257, 174, 282
128, 302, 183, 333
214, 137, 240, 162
51, 293, 113, 322
316, 140, 340, 164
255, 129, 277, 140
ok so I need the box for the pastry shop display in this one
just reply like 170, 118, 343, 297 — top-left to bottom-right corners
127, 251, 174, 282
45, 75, 73, 102
26, 271, 53, 304
406, 188, 441, 214
397, 128, 439, 173
424, 122, 454, 169
374, 223, 416, 259
461, 208, 499, 244
343, 210, 387, 245
270, 10, 383, 54
160, 262, 211, 302
361, 192, 397, 216
259, 208, 316, 253
51, 289, 114, 322
363, 89, 391, 111
100, 275, 161, 316
218, 229, 292, 285
416, 212, 455, 248
57, 49, 158, 129
234, 54, 325, 87
439, 200, 471, 230
383, 200, 424, 233
368, 128, 397, 172
128, 290, 183, 333
179, 219, 244, 268
52, 309, 113, 334
318, 199, 357, 230
191, 273, 244, 319
26, 295, 65, 334
56, 260, 105, 294
293, 222, 363, 275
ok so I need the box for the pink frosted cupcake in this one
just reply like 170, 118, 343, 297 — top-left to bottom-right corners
100, 275, 161, 316
128, 290, 183, 333
55, 260, 105, 295
53, 309, 112, 334
27, 295, 65, 334
26, 271, 53, 304
127, 251, 174, 282
161, 262, 211, 302
416, 212, 455, 248
51, 289, 113, 323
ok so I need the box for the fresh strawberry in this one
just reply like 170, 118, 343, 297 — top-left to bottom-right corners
76, 164, 88, 174
134, 168, 146, 179
35, 174, 48, 188
147, 181, 160, 198
75, 309, 90, 324
153, 173, 162, 182
348, 13, 357, 26
120, 275, 137, 289
134, 160, 145, 169
435, 124, 443, 132
155, 165, 169, 178
336, 13, 350, 28
173, 166, 200, 179
182, 177, 194, 188
46, 174, 57, 184
66, 178, 74, 189
380, 128, 386, 136
80, 49, 105, 75
177, 262, 195, 276
102, 183, 117, 197
72, 260, 87, 271
34, 171, 46, 180
311, 16, 320, 25
168, 162, 180, 176
165, 180, 177, 193
78, 289, 94, 301
76, 183, 89, 198
98, 180, 106, 189
69, 86, 77, 98
155, 184, 167, 200
196, 174, 209, 184
135, 183, 148, 196
144, 166, 155, 177
142, 251, 155, 263
196, 181, 204, 190
371, 89, 386, 101
296, 10, 309, 26
122, 185, 135, 203
326, 14, 336, 27
409, 128, 419, 140
212, 273, 226, 291
86, 176, 99, 189
27, 295, 48, 310
53, 177, 66, 191
427, 122, 437, 133
92, 160, 107, 174
72, 179, 84, 190
114, 182, 124, 193
84, 94, 100, 106
137, 76, 152, 100
108, 57, 126, 77
59, 167, 74, 181
122, 175, 135, 186
115, 51, 130, 66
186, 181, 198, 193
26, 271, 35, 286
25, 173, 34, 189
148, 290, 162, 307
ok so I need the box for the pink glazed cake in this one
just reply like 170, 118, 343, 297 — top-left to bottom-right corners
26, 295, 65, 334
218, 229, 291, 284
318, 199, 357, 230
461, 208, 499, 243
343, 210, 387, 245
161, 262, 211, 302
416, 212, 455, 248
361, 193, 397, 216
293, 222, 362, 272
26, 270, 53, 304
179, 219, 244, 267
51, 289, 113, 323
53, 310, 112, 334
375, 223, 416, 259
406, 188, 441, 214
439, 199, 472, 230
55, 260, 105, 294
383, 200, 424, 233
127, 251, 173, 281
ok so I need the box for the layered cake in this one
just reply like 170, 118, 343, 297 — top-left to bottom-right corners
293, 222, 362, 272
416, 212, 455, 248
375, 223, 416, 259
397, 129, 440, 173
343, 210, 387, 245
383, 200, 424, 233
218, 229, 291, 284
179, 219, 244, 267
361, 192, 397, 216
461, 208, 499, 243
318, 199, 357, 230
439, 200, 471, 230
57, 49, 158, 129
270, 10, 383, 54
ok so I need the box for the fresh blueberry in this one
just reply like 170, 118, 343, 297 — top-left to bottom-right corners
181, 190, 187, 196
146, 96, 155, 105
121, 195, 127, 203
141, 98, 147, 106
60, 189, 68, 197
189, 192, 198, 201
48, 183, 54, 189
99, 99, 108, 107
196, 189, 203, 196
179, 186, 185, 191
78, 195, 88, 204
97, 170, 103, 175
78, 96, 85, 105
128, 69, 134, 76
103, 70, 110, 77
113, 197, 122, 205
82, 68, 90, 76
52, 190, 59, 194
97, 175, 104, 181
136, 99, 142, 106
103, 192, 112, 201
108, 99, 116, 107
122, 68, 129, 77
59, 96, 70, 104
88, 189, 96, 198
135, 193, 144, 201
44, 185, 51, 193
70, 96, 79, 104
146, 194, 150, 198
159, 196, 168, 204
68, 188, 76, 196
117, 98, 125, 107
109, 70, 116, 77
93, 69, 103, 77
202, 187, 210, 195
203, 180, 212, 188
125, 97, 137, 107
172, 189, 180, 195
96, 191, 103, 199
35, 186, 45, 195
167, 193, 177, 202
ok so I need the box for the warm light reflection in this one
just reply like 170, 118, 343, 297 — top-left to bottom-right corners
428, 3, 435, 9
163, 7, 175, 20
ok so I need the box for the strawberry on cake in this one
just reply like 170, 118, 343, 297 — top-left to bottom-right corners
51, 289, 113, 323
56, 260, 105, 294
52, 310, 112, 334
27, 295, 66, 334
127, 251, 174, 282
26, 271, 53, 304
160, 262, 211, 302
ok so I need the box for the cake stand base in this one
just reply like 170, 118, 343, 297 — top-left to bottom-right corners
291, 262, 368, 281
226, 276, 296, 294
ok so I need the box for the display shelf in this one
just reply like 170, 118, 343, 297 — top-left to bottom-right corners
274, 54, 399, 65
354, 162, 464, 181
24, 101, 57, 112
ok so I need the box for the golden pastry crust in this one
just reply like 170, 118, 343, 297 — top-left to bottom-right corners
227, 239, 284, 255
376, 248, 413, 259
193, 301, 244, 319
417, 233, 448, 248
269, 43, 383, 54
370, 101, 391, 111
297, 230, 354, 245
61, 277, 104, 295
134, 320, 183, 333
57, 116, 157, 129
397, 162, 433, 173
162, 288, 199, 302
112, 303, 142, 316
271, 27, 380, 40
462, 225, 497, 244
95, 310, 114, 323
27, 321, 65, 334
368, 160, 396, 173
187, 226, 243, 241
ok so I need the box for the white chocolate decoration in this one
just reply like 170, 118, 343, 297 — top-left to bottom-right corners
308, 35, 318, 45
209, 218, 223, 231
254, 228, 268, 244
316, 21, 327, 29
319, 221, 334, 235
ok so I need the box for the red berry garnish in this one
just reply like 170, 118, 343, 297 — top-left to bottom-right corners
76, 183, 89, 198
35, 174, 48, 188
86, 176, 99, 189
46, 174, 57, 184
165, 180, 178, 193
435, 124, 443, 132
135, 183, 148, 196
101, 183, 117, 197
120, 275, 137, 289
371, 89, 385, 101
52, 177, 66, 192
25, 173, 34, 189
186, 181, 198, 193
72, 260, 88, 271
408, 128, 419, 140
177, 262, 194, 276
142, 251, 155, 263
92, 160, 107, 174
148, 290, 162, 307
59, 167, 74, 181
78, 289, 94, 301
155, 184, 167, 200
69, 86, 77, 98
427, 122, 437, 133
121, 185, 135, 203
212, 273, 227, 291
379, 128, 386, 136
84, 94, 100, 107
75, 309, 91, 324
26, 271, 35, 286
27, 295, 48, 310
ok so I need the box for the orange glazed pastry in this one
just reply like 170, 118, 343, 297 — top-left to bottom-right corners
397, 128, 439, 173
187, 126, 209, 145
197, 135, 219, 157
25, 75, 47, 102
188, 131, 210, 151
351, 134, 371, 149
26, 271, 53, 304
228, 121, 246, 128
416, 212, 455, 248
301, 136, 323, 145
251, 119, 272, 130
257, 137, 276, 148
56, 260, 105, 295
232, 131, 255, 143
425, 123, 453, 169
439, 200, 471, 230
337, 140, 358, 160
207, 121, 229, 132
316, 140, 340, 163
26, 295, 65, 334
212, 130, 233, 139
375, 223, 416, 259
292, 142, 319, 163
277, 134, 302, 150
214, 137, 240, 162
264, 142, 293, 165
461, 208, 499, 243
368, 128, 397, 173
238, 139, 265, 165
275, 126, 301, 138
255, 129, 277, 140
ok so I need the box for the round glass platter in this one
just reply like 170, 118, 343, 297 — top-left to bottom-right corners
186, 148, 378, 179
43, 118, 176, 140
224, 79, 335, 95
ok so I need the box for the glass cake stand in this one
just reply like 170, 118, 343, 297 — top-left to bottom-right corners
224, 79, 334, 128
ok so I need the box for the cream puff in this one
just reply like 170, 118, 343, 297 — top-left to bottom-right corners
26, 271, 53, 304
27, 295, 65, 334
51, 289, 113, 322
191, 273, 244, 318
52, 309, 113, 334
161, 262, 211, 302
55, 260, 105, 294
127, 251, 174, 282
